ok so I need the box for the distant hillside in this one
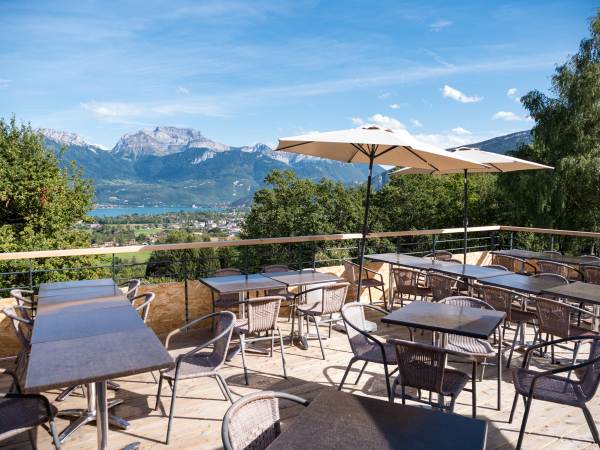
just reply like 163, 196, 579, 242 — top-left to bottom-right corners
40, 126, 378, 206
449, 130, 532, 154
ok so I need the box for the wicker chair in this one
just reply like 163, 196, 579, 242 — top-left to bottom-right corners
582, 264, 600, 285
131, 292, 155, 323
234, 296, 287, 385
338, 303, 406, 401
343, 261, 387, 309
156, 311, 236, 445
427, 272, 460, 302
476, 284, 536, 367
261, 264, 295, 319
9, 289, 35, 315
293, 282, 349, 360
531, 296, 599, 365
2, 306, 33, 385
390, 267, 430, 308
491, 254, 534, 274
387, 338, 476, 416
221, 391, 310, 450
0, 371, 61, 449
212, 268, 244, 312
532, 272, 569, 285
438, 297, 498, 382
119, 279, 140, 302
509, 336, 600, 450
424, 250, 454, 261
537, 260, 583, 282
580, 255, 600, 263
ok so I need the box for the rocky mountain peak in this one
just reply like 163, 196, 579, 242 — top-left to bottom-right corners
38, 128, 91, 148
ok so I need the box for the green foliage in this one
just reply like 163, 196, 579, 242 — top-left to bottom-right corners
0, 117, 99, 289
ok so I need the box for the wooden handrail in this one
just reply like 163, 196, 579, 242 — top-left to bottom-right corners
0, 224, 598, 261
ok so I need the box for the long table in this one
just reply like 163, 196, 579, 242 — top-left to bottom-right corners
492, 249, 600, 267
24, 279, 174, 450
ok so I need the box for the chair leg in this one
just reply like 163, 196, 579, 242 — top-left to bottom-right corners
278, 328, 287, 379
383, 363, 391, 402
471, 361, 477, 418
28, 429, 37, 450
401, 384, 406, 405
516, 395, 534, 450
270, 330, 274, 357
154, 373, 164, 410
582, 405, 600, 445
240, 335, 249, 385
338, 358, 357, 391
215, 374, 234, 404
509, 392, 519, 423
49, 419, 61, 449
507, 322, 521, 368
368, 287, 373, 305
568, 341, 581, 379
328, 316, 332, 338
479, 358, 487, 382
165, 379, 178, 445
354, 361, 368, 385
313, 317, 326, 360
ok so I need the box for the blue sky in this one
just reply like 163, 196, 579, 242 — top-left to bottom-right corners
0, 0, 597, 149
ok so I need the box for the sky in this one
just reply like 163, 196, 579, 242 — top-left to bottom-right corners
0, 0, 597, 149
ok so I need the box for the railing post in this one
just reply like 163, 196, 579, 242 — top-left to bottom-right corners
509, 232, 514, 250
312, 243, 317, 270
550, 235, 555, 251
432, 234, 437, 254
28, 260, 33, 292
183, 263, 189, 324
111, 254, 116, 282
490, 232, 496, 251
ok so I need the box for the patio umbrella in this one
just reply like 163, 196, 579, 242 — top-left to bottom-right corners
391, 147, 553, 260
276, 127, 486, 304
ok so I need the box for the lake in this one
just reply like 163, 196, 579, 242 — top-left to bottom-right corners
89, 206, 221, 217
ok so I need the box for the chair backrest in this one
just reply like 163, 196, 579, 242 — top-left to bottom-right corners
343, 261, 358, 284
427, 272, 457, 302
439, 295, 494, 310
392, 267, 421, 295
222, 391, 309, 450
579, 255, 600, 263
532, 273, 569, 285
424, 250, 453, 261
209, 311, 236, 370
580, 337, 600, 401
318, 282, 349, 315
341, 303, 375, 358
537, 261, 582, 281
533, 296, 571, 338
543, 250, 562, 256
491, 254, 525, 273
123, 279, 141, 301
131, 292, 155, 323
581, 265, 600, 285
262, 264, 289, 273
9, 289, 34, 310
476, 284, 516, 320
246, 296, 282, 333
483, 265, 509, 271
2, 306, 33, 350
389, 338, 447, 393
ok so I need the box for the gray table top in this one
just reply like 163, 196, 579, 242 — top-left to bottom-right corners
24, 280, 174, 394
493, 249, 600, 266
262, 270, 343, 287
267, 389, 487, 450
365, 253, 457, 270
38, 278, 115, 294
37, 284, 122, 300
199, 273, 287, 294
382, 301, 505, 339
431, 264, 511, 280
477, 273, 565, 295
542, 281, 600, 305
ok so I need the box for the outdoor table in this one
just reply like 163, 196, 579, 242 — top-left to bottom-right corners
542, 281, 600, 331
38, 278, 116, 294
24, 279, 174, 450
429, 264, 513, 294
267, 389, 488, 450
382, 301, 505, 411
492, 249, 600, 267
477, 272, 565, 295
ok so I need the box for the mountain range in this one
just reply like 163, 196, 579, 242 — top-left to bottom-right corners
40, 126, 532, 207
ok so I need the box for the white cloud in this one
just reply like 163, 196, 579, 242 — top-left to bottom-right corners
442, 85, 482, 103
351, 117, 364, 126
378, 92, 391, 99
368, 113, 405, 130
81, 101, 144, 119
430, 20, 452, 32
177, 86, 191, 95
389, 103, 401, 109
492, 111, 531, 121
411, 119, 423, 128
0, 79, 9, 88
507, 88, 517, 97
451, 127, 472, 135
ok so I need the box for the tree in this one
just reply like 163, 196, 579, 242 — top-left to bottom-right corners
0, 118, 100, 287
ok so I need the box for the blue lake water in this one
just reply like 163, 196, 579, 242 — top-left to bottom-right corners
89, 206, 221, 217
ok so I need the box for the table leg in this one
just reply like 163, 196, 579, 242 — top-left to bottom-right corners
594, 305, 600, 332
497, 328, 502, 411
388, 263, 394, 308
96, 380, 109, 450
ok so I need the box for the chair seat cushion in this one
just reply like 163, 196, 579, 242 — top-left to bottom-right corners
356, 343, 398, 364
296, 302, 323, 316
512, 368, 585, 406
569, 327, 599, 338
441, 369, 470, 396
446, 337, 496, 357
0, 396, 57, 441
161, 352, 217, 380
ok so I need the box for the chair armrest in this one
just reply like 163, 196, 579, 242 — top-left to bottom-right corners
165, 312, 229, 349
4, 393, 56, 419
522, 335, 599, 368
361, 266, 382, 280
0, 370, 22, 394
527, 351, 600, 396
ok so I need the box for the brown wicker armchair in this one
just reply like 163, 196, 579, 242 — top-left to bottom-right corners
343, 261, 387, 309
476, 284, 536, 367
387, 338, 477, 416
390, 267, 430, 308
427, 272, 460, 302
424, 250, 454, 261
119, 279, 140, 302
537, 260, 583, 282
582, 264, 600, 285
156, 311, 236, 444
221, 391, 310, 450
234, 296, 287, 385
491, 254, 535, 274
509, 336, 600, 450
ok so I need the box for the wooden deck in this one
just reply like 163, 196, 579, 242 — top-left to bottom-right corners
4, 308, 599, 450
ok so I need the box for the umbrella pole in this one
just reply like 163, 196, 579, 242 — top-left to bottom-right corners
463, 169, 468, 262
356, 153, 374, 303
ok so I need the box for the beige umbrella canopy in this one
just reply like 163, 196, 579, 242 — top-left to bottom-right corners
276, 127, 486, 302
391, 146, 554, 259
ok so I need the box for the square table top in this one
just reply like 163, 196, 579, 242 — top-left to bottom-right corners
262, 270, 343, 287
38, 278, 115, 294
35, 294, 128, 316
199, 273, 286, 294
477, 273, 565, 295
37, 284, 122, 300
431, 264, 511, 280
267, 389, 487, 450
365, 253, 458, 270
382, 301, 505, 339
365, 253, 429, 265
541, 281, 600, 305
492, 249, 600, 267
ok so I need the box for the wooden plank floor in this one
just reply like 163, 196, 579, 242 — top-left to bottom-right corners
4, 307, 599, 450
